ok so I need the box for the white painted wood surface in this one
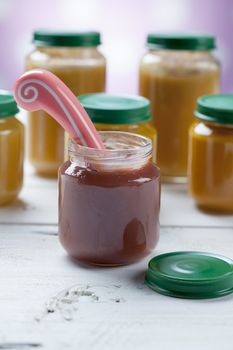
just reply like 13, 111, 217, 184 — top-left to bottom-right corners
0, 168, 233, 350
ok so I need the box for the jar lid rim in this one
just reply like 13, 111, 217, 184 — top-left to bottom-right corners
0, 90, 19, 118
78, 93, 152, 124
147, 32, 216, 51
195, 94, 233, 125
69, 131, 153, 165
33, 30, 101, 47
145, 251, 233, 299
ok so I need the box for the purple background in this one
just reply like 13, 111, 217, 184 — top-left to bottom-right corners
0, 0, 232, 93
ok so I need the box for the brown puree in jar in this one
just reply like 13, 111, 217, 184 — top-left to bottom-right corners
58, 132, 160, 266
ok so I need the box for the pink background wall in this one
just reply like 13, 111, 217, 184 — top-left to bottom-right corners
0, 0, 232, 93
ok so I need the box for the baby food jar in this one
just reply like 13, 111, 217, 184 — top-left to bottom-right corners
77, 93, 157, 162
188, 95, 233, 213
26, 31, 106, 177
59, 132, 160, 266
0, 91, 24, 205
139, 33, 220, 182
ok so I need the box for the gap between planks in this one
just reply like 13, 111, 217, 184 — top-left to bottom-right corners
0, 223, 232, 230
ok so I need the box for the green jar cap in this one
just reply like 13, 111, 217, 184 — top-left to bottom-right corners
0, 90, 19, 118
33, 31, 101, 47
78, 93, 152, 124
195, 94, 233, 125
145, 251, 233, 299
147, 33, 216, 51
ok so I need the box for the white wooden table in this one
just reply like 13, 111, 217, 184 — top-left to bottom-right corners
0, 168, 233, 350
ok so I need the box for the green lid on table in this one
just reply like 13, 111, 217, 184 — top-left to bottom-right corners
145, 251, 233, 299
147, 33, 216, 51
0, 90, 19, 118
78, 93, 152, 124
195, 94, 233, 125
33, 31, 101, 47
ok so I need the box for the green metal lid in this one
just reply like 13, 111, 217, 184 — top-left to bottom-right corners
33, 31, 101, 47
0, 90, 19, 118
145, 251, 233, 299
195, 94, 233, 125
147, 33, 216, 51
78, 93, 152, 124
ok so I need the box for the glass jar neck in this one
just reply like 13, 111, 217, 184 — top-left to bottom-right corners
203, 120, 233, 130
68, 131, 152, 172
35, 46, 100, 57
0, 114, 16, 121
149, 48, 212, 54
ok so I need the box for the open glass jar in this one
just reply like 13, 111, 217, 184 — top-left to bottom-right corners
188, 95, 233, 213
59, 131, 160, 266
0, 91, 24, 205
139, 33, 220, 182
26, 31, 106, 176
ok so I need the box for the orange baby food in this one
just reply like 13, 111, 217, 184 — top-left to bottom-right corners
139, 33, 220, 182
26, 31, 106, 176
0, 91, 24, 205
188, 95, 233, 212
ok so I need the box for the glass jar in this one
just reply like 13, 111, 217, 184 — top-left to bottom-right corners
188, 95, 233, 213
26, 31, 106, 177
0, 91, 24, 205
59, 131, 160, 266
139, 33, 220, 182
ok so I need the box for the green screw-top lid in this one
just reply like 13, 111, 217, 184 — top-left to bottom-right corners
145, 251, 233, 299
33, 31, 101, 47
147, 33, 216, 51
78, 93, 152, 124
195, 94, 233, 125
0, 90, 19, 118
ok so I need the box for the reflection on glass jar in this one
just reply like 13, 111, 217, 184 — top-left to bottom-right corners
188, 94, 233, 213
139, 33, 220, 182
0, 91, 24, 205
26, 31, 106, 177
59, 132, 160, 266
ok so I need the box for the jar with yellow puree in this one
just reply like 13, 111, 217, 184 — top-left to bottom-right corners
26, 31, 106, 176
0, 91, 24, 205
139, 33, 220, 182
67, 94, 157, 162
188, 95, 233, 213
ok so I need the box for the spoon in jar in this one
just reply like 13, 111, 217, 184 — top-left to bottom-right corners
13, 69, 105, 150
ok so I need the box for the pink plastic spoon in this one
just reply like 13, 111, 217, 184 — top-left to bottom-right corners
13, 69, 105, 150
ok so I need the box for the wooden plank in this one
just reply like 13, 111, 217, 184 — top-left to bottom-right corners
0, 225, 233, 349
161, 184, 233, 228
0, 174, 232, 228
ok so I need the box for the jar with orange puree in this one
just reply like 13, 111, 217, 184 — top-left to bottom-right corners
188, 95, 233, 213
26, 31, 106, 176
72, 94, 157, 162
139, 33, 220, 182
0, 91, 24, 205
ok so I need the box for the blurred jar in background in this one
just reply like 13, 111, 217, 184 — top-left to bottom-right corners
26, 31, 106, 177
188, 95, 233, 213
139, 33, 220, 182
65, 94, 157, 162
0, 91, 24, 205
